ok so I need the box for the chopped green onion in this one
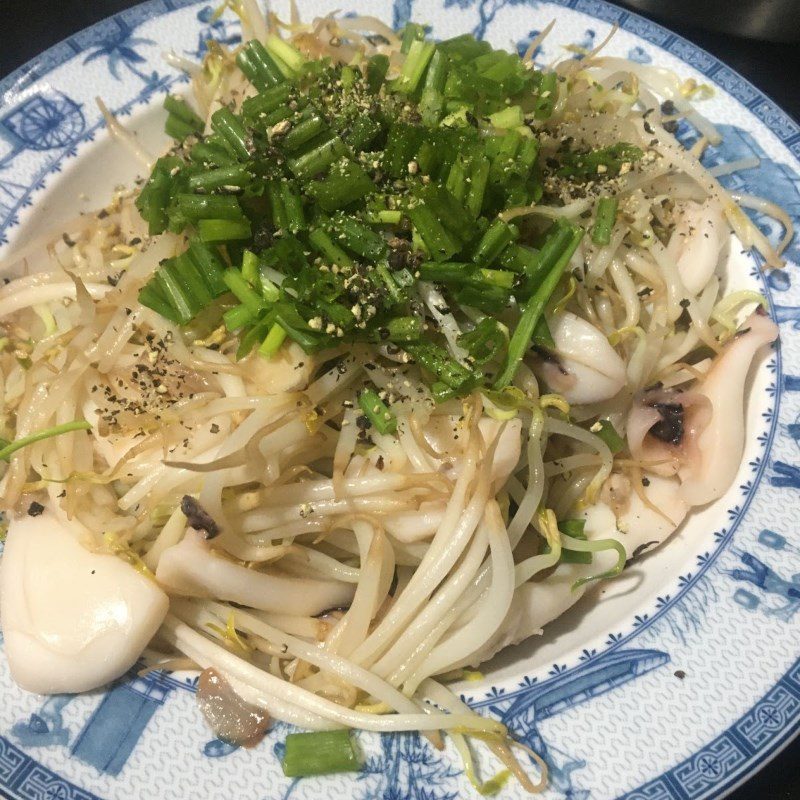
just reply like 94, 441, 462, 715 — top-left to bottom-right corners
326, 214, 387, 261
465, 156, 490, 218
406, 342, 474, 390
175, 194, 245, 222
282, 113, 327, 152
172, 252, 212, 308
308, 227, 354, 267
560, 533, 627, 590
418, 261, 474, 284
281, 181, 306, 232
187, 240, 227, 296
134, 27, 645, 404
210, 108, 251, 161
344, 116, 383, 151
358, 388, 397, 435
258, 269, 280, 303
387, 316, 422, 342
591, 196, 618, 246
188, 140, 235, 168
139, 282, 181, 323
594, 419, 625, 454
241, 83, 294, 122
414, 184, 473, 245
155, 263, 195, 323
499, 243, 539, 274
241, 250, 259, 284
223, 303, 259, 331
532, 71, 558, 119
165, 115, 199, 141
237, 39, 284, 89
287, 134, 347, 179
259, 322, 287, 358
518, 220, 579, 293
223, 269, 264, 313
265, 34, 306, 78
198, 218, 252, 243
272, 302, 326, 351
494, 225, 583, 388
0, 420, 93, 462
374, 264, 403, 305
400, 22, 427, 54
308, 160, 374, 212
489, 105, 524, 129
418, 49, 449, 124
366, 54, 390, 93
373, 210, 403, 225
472, 219, 518, 268
480, 268, 515, 288
164, 95, 204, 130
557, 519, 592, 564
136, 156, 182, 235
556, 143, 643, 179
188, 165, 252, 192
458, 318, 506, 366
531, 315, 554, 349
395, 39, 436, 95
408, 204, 461, 262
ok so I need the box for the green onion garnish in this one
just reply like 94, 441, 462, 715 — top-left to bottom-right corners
560, 533, 627, 590
557, 519, 592, 564
358, 388, 398, 435
0, 421, 92, 462
594, 419, 625, 454
281, 730, 361, 778
259, 322, 287, 358
591, 196, 619, 246
133, 24, 643, 408
494, 224, 583, 389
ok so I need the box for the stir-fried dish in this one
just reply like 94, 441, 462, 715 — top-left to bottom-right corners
0, 5, 789, 790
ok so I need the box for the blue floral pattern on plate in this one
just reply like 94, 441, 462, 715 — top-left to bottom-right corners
0, 1, 798, 798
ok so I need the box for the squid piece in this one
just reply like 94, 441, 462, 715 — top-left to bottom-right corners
459, 473, 688, 669
628, 310, 778, 505
626, 387, 711, 478
422, 416, 522, 488
539, 311, 627, 404
156, 530, 356, 616
383, 501, 447, 543
0, 509, 168, 694
666, 199, 727, 295
245, 342, 313, 395
679, 309, 778, 505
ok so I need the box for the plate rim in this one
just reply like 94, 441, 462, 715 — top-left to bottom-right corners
0, 1, 799, 799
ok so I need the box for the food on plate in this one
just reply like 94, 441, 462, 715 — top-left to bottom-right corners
0, 6, 787, 790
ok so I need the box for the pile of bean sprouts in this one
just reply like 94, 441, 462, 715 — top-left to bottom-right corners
0, 4, 792, 792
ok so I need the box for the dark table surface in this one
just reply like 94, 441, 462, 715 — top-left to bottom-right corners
0, 1, 798, 799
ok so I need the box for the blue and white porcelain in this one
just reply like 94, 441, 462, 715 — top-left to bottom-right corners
1, 1, 799, 798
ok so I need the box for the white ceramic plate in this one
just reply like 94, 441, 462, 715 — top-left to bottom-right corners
1, 2, 799, 798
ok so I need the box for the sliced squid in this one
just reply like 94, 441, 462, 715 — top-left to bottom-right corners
541, 311, 627, 404
156, 529, 356, 616
245, 342, 313, 395
459, 472, 688, 668
421, 416, 522, 488
0, 509, 169, 694
626, 387, 712, 478
666, 199, 727, 295
679, 309, 778, 505
627, 310, 777, 505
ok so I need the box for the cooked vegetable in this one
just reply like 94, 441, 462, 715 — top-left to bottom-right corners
282, 730, 362, 777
